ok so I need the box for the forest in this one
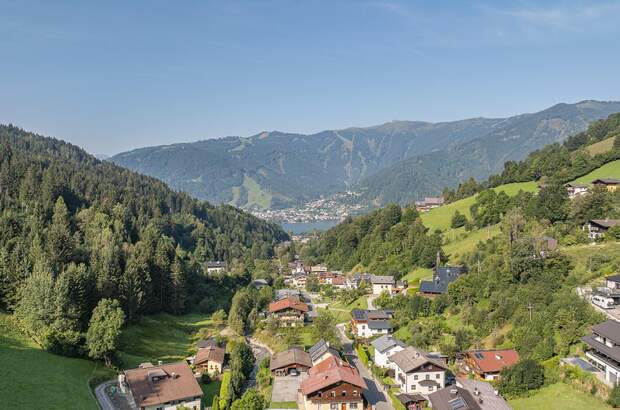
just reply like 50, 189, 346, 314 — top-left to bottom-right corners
0, 124, 288, 360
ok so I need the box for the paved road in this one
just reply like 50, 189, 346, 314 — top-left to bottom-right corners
367, 294, 378, 310
577, 287, 620, 322
94, 381, 116, 410
336, 324, 393, 410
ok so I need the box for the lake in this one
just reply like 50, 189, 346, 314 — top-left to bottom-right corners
279, 220, 340, 234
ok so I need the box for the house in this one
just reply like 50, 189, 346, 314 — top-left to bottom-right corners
292, 272, 309, 288
205, 261, 226, 274
350, 309, 394, 338
393, 280, 409, 295
415, 197, 445, 212
268, 296, 309, 327
122, 362, 203, 410
270, 347, 312, 376
371, 335, 406, 368
194, 345, 225, 375
607, 275, 620, 290
319, 271, 343, 285
389, 346, 448, 395
252, 278, 269, 288
311, 265, 328, 274
565, 182, 590, 199
428, 386, 482, 410
197, 337, 220, 350
582, 319, 620, 385
347, 273, 372, 290
395, 393, 428, 410
457, 379, 512, 410
586, 219, 620, 239
419, 266, 468, 297
332, 275, 348, 289
277, 288, 303, 300
370, 275, 395, 295
298, 356, 367, 410
592, 178, 620, 192
308, 339, 341, 365
462, 349, 520, 380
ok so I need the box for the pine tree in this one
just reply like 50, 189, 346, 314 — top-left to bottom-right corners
86, 298, 125, 366
46, 197, 74, 273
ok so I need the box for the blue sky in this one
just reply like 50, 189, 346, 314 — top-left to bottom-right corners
1, 1, 619, 155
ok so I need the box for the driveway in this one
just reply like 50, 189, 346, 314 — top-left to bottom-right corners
95, 380, 136, 410
246, 337, 272, 389
271, 374, 307, 403
336, 324, 393, 410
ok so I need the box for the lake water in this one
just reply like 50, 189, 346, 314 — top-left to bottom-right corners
279, 220, 340, 234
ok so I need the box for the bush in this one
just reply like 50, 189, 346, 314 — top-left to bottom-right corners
451, 211, 468, 229
201, 372, 211, 384
608, 385, 620, 407
499, 359, 545, 397
219, 371, 232, 409
356, 345, 369, 367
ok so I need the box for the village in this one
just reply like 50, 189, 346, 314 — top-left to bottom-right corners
92, 175, 620, 410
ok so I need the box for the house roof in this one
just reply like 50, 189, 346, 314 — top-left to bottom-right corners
368, 319, 393, 330
565, 183, 589, 188
194, 345, 225, 366
420, 266, 468, 294
308, 339, 340, 363
269, 296, 308, 313
332, 276, 346, 285
351, 309, 393, 321
592, 320, 620, 343
371, 335, 406, 354
300, 356, 367, 395
582, 335, 620, 363
607, 275, 620, 284
389, 346, 448, 373
396, 393, 427, 406
270, 347, 312, 371
465, 349, 519, 374
206, 261, 226, 268
371, 275, 395, 285
592, 178, 620, 185
197, 338, 220, 349
428, 386, 482, 410
457, 379, 512, 410
124, 362, 203, 408
590, 219, 620, 229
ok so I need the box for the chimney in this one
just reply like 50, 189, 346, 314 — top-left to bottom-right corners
172, 372, 178, 379
474, 387, 479, 396
450, 389, 458, 397
158, 360, 163, 366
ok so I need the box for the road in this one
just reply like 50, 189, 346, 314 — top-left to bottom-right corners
246, 337, 272, 389
577, 287, 620, 322
336, 324, 394, 410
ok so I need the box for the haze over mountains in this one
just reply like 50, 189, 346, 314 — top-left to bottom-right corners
112, 100, 620, 210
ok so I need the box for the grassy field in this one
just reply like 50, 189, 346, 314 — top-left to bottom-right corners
443, 224, 502, 262
572, 159, 620, 184
201, 377, 221, 406
269, 402, 299, 409
329, 295, 368, 310
586, 136, 616, 156
117, 312, 214, 368
509, 383, 611, 410
561, 242, 620, 284
243, 175, 272, 209
401, 267, 433, 284
421, 181, 538, 231
0, 313, 110, 409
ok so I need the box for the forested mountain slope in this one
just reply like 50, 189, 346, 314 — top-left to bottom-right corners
112, 101, 620, 209
0, 124, 287, 355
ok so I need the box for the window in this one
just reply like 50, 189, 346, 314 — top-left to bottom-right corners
331, 391, 336, 398
350, 404, 358, 409
342, 390, 347, 396
436, 373, 440, 379
425, 374, 430, 380
330, 404, 338, 410
428, 386, 434, 392
413, 375, 418, 380
411, 385, 415, 390
353, 390, 358, 396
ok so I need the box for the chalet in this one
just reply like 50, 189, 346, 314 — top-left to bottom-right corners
415, 197, 445, 212
292, 272, 309, 288
586, 219, 620, 239
370, 275, 395, 295
582, 320, 620, 385
197, 337, 220, 349
270, 347, 312, 376
419, 266, 468, 297
592, 178, 620, 192
457, 379, 512, 410
268, 296, 309, 327
122, 362, 203, 410
389, 346, 448, 395
395, 393, 427, 410
298, 356, 367, 410
462, 349, 519, 380
205, 261, 226, 274
308, 339, 341, 365
194, 345, 225, 375
428, 386, 482, 410
350, 309, 394, 338
372, 335, 406, 368
319, 271, 344, 285
332, 275, 348, 289
565, 182, 589, 199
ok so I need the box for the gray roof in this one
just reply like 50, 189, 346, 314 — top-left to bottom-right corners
206, 261, 226, 268
429, 387, 482, 410
582, 335, 620, 363
270, 348, 312, 371
608, 275, 620, 283
396, 394, 427, 406
420, 266, 468, 294
458, 379, 512, 410
372, 335, 406, 353
389, 346, 448, 373
351, 309, 393, 321
371, 275, 395, 285
308, 339, 340, 362
590, 219, 620, 229
368, 319, 393, 330
593, 178, 620, 184
593, 320, 620, 343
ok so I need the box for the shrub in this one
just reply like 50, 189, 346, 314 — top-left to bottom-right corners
608, 385, 620, 407
498, 359, 545, 397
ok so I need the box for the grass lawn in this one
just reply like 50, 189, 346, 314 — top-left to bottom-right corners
443, 224, 502, 262
269, 401, 299, 409
329, 295, 368, 310
118, 312, 214, 368
0, 313, 111, 409
561, 241, 620, 284
509, 383, 611, 410
421, 181, 538, 231
401, 267, 433, 284
586, 136, 616, 156
201, 378, 221, 407
572, 159, 620, 184
318, 307, 350, 323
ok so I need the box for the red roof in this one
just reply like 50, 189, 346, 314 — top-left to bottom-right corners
466, 349, 519, 374
269, 297, 309, 313
300, 356, 367, 395
331, 276, 346, 285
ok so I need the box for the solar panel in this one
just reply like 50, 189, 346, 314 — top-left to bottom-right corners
448, 396, 469, 410
474, 352, 484, 359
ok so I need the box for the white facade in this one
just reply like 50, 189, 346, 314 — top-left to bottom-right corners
372, 284, 393, 296
586, 351, 620, 386
375, 345, 405, 368
355, 323, 391, 338
393, 367, 446, 395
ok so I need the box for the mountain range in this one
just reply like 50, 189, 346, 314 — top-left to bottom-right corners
111, 100, 620, 210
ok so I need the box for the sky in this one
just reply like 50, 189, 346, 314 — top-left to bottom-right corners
1, 1, 620, 156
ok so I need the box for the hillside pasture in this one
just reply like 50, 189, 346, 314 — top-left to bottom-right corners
572, 159, 620, 184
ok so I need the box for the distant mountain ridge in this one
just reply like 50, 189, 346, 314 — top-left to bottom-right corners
111, 100, 620, 209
